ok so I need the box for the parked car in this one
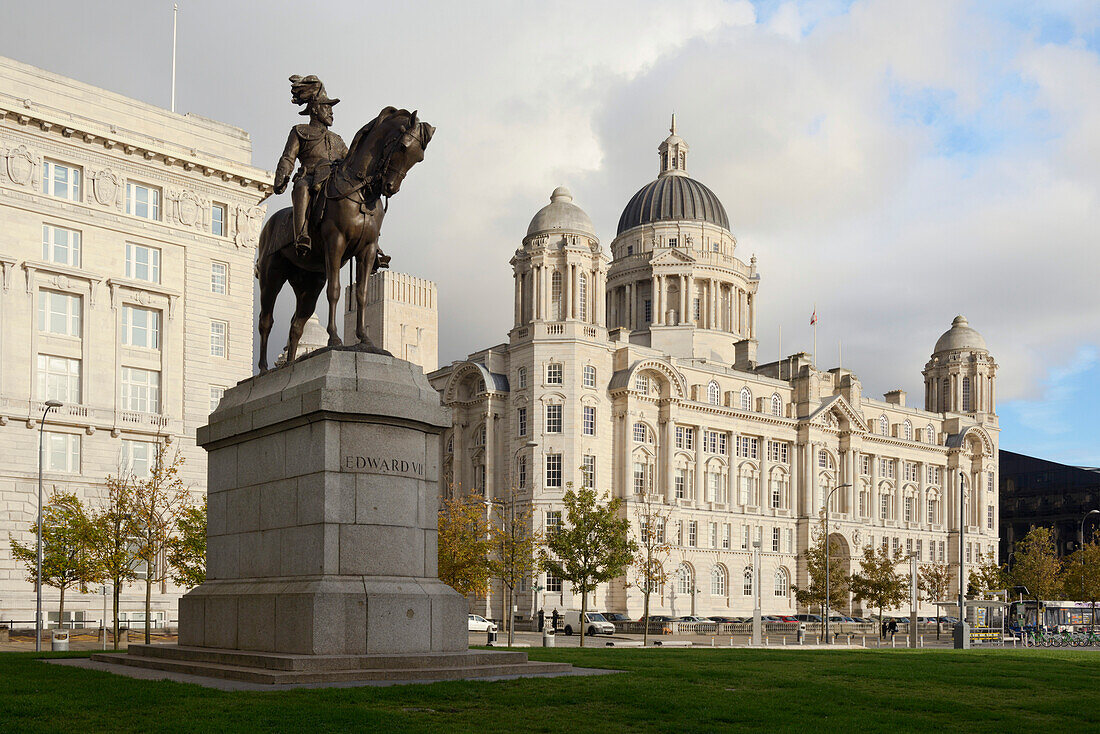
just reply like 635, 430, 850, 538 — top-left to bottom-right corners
468, 614, 497, 633
762, 615, 787, 623
707, 616, 738, 623
602, 612, 631, 623
562, 611, 615, 636
828, 615, 855, 623
671, 615, 710, 623
639, 614, 674, 623
790, 614, 822, 623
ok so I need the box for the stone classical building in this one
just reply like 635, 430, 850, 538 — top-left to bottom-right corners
429, 121, 1000, 621
344, 270, 438, 373
0, 57, 270, 626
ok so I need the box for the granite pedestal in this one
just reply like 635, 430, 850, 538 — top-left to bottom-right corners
93, 347, 569, 683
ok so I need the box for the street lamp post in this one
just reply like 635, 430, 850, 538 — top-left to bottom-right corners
954, 470, 970, 649
823, 483, 852, 645
36, 399, 62, 652
752, 539, 762, 645
495, 439, 538, 645
1079, 509, 1100, 629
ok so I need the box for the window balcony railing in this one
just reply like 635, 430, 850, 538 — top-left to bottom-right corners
14, 396, 175, 435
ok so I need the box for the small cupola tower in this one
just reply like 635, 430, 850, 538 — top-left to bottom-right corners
923, 315, 997, 415
510, 187, 607, 334
658, 114, 689, 176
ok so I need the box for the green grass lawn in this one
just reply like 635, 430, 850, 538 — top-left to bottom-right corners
2, 647, 1098, 733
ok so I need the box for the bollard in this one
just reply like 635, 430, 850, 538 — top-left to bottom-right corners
729, 637, 734, 647
764, 635, 769, 646
814, 634, 819, 645
920, 635, 924, 648
891, 635, 896, 648
711, 638, 715, 647
783, 636, 787, 646
862, 635, 866, 648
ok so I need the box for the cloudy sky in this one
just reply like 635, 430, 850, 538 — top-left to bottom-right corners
6, 1, 1100, 464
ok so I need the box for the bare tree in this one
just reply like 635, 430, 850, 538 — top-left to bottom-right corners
628, 497, 671, 647
129, 437, 193, 644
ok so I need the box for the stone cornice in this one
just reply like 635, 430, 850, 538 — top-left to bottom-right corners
0, 103, 272, 194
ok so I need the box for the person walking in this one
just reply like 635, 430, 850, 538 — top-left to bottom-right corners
538, 608, 545, 632
888, 619, 898, 643
551, 608, 560, 632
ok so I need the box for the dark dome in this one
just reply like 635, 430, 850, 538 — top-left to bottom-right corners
616, 174, 730, 235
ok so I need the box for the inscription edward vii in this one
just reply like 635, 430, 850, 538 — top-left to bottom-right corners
342, 455, 425, 479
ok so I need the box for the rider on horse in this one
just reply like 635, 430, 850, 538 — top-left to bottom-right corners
273, 75, 347, 257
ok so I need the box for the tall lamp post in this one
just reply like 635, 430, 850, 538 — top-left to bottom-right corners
823, 483, 851, 645
954, 470, 970, 649
751, 539, 762, 645
1079, 509, 1100, 627
36, 399, 62, 652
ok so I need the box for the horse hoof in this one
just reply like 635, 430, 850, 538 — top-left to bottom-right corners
328, 336, 343, 347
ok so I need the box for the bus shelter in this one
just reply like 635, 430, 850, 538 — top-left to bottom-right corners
935, 600, 1008, 645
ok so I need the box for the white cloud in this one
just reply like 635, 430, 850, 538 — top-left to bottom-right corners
2, 0, 1098, 429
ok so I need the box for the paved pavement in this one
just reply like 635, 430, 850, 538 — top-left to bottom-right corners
0, 628, 1036, 653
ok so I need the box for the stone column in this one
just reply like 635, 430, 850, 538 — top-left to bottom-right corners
514, 268, 523, 327
652, 275, 661, 325
484, 402, 495, 500
626, 282, 634, 330
695, 425, 706, 507
663, 418, 675, 503
562, 262, 571, 321
685, 274, 695, 325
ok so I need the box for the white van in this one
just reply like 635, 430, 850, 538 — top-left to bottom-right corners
561, 610, 615, 637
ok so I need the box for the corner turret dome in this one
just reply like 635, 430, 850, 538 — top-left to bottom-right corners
526, 186, 596, 239
616, 117, 730, 236
934, 315, 987, 353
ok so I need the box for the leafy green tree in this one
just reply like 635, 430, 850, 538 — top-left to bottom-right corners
628, 497, 671, 647
849, 545, 908, 628
167, 500, 206, 588
792, 518, 848, 615
1063, 541, 1100, 632
967, 551, 1006, 599
9, 490, 102, 628
918, 561, 953, 638
90, 473, 141, 646
438, 490, 493, 597
487, 486, 543, 645
543, 485, 637, 647
1008, 526, 1063, 603
129, 437, 194, 644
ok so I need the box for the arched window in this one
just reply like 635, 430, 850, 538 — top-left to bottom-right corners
477, 424, 486, 446
879, 415, 889, 436
707, 381, 720, 406
926, 424, 936, 444
711, 564, 727, 596
818, 450, 834, 469
774, 568, 790, 597
927, 494, 939, 525
676, 563, 693, 596
446, 435, 453, 453
477, 378, 486, 393
517, 367, 527, 389
634, 374, 650, 393
551, 270, 562, 320
578, 273, 588, 322
902, 420, 913, 442
962, 376, 971, 412
633, 422, 650, 443
742, 567, 753, 596
740, 387, 752, 411
583, 365, 596, 389
771, 393, 782, 417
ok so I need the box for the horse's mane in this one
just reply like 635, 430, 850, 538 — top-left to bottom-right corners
346, 106, 416, 172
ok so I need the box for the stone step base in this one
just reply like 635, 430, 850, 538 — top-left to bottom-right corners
91, 645, 572, 685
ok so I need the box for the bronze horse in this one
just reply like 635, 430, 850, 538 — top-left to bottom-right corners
255, 107, 435, 371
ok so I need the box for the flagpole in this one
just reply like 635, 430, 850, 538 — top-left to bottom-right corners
170, 4, 178, 112
778, 325, 782, 377
839, 340, 842, 371
813, 302, 817, 369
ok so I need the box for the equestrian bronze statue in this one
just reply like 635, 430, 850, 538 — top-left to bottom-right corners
255, 76, 435, 371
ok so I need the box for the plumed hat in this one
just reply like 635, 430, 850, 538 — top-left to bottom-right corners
289, 75, 340, 115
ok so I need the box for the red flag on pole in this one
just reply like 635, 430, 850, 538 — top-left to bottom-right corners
810, 308, 817, 326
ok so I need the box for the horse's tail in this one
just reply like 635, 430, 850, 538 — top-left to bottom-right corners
256, 207, 292, 279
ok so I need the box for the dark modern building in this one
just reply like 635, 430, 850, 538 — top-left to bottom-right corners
999, 450, 1100, 561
